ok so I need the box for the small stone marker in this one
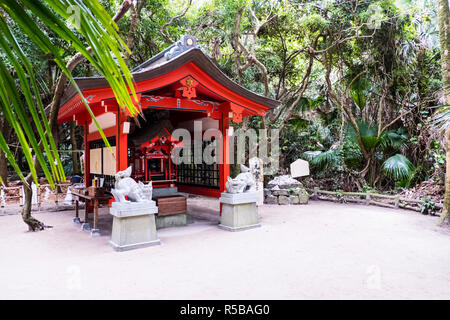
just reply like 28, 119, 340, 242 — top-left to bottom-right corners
31, 183, 38, 204
0, 189, 5, 207
290, 159, 310, 178
21, 183, 38, 205
44, 187, 51, 201
63, 186, 73, 205
249, 157, 264, 206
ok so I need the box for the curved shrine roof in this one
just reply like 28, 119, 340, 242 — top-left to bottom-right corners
58, 36, 280, 123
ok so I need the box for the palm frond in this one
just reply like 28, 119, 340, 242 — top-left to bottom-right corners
433, 105, 450, 131
303, 150, 322, 161
382, 154, 416, 181
346, 120, 380, 151
0, 0, 138, 187
379, 128, 408, 151
349, 88, 367, 110
349, 75, 370, 110
303, 148, 340, 170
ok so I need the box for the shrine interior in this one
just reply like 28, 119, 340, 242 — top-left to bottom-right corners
88, 108, 221, 197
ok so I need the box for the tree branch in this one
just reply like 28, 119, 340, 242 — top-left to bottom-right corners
160, 0, 192, 44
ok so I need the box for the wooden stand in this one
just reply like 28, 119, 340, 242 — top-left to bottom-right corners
154, 195, 188, 229
71, 189, 112, 236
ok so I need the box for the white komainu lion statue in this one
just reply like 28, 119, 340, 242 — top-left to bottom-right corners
111, 166, 153, 203
225, 164, 256, 194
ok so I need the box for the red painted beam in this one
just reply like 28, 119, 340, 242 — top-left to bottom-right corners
140, 95, 220, 114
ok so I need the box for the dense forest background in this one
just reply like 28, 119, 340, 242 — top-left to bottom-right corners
0, 0, 445, 199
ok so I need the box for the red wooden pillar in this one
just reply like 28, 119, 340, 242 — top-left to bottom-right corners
223, 121, 230, 191
116, 110, 129, 172
84, 121, 90, 187
219, 112, 230, 215
219, 112, 230, 192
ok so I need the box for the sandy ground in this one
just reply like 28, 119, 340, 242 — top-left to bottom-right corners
1, 198, 450, 300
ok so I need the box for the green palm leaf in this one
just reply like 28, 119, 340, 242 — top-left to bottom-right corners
379, 128, 408, 151
433, 105, 450, 130
0, 0, 138, 187
382, 154, 416, 181
303, 149, 340, 170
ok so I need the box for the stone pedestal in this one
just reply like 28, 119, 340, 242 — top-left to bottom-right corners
219, 192, 260, 231
109, 201, 160, 251
156, 214, 189, 229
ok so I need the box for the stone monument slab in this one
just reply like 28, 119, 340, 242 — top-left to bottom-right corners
290, 159, 310, 178
249, 157, 264, 206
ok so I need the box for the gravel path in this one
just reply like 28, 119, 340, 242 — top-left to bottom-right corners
1, 199, 450, 299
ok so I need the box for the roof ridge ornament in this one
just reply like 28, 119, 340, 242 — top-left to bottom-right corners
164, 35, 198, 61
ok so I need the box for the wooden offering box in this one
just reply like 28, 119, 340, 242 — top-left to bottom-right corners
155, 195, 187, 216
87, 186, 105, 197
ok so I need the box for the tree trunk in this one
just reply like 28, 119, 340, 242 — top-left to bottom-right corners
21, 182, 45, 231
438, 0, 450, 224
442, 127, 450, 223
0, 143, 7, 185
0, 149, 7, 186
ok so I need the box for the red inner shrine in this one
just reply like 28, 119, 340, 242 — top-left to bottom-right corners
130, 128, 181, 187
57, 36, 279, 198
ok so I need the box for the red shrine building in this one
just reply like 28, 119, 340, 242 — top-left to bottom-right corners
57, 36, 279, 198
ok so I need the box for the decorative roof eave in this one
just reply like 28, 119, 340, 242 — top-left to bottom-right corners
58, 37, 280, 122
